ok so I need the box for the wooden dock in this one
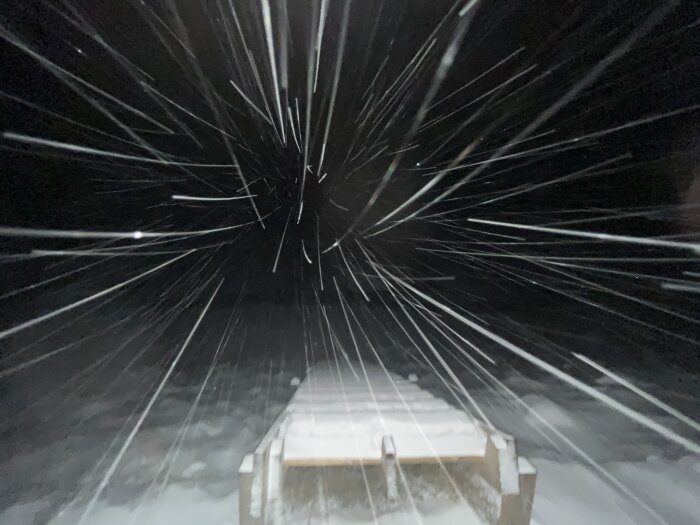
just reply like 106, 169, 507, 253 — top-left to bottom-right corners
239, 362, 536, 524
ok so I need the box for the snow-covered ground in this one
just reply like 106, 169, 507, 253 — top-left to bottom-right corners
1, 358, 698, 525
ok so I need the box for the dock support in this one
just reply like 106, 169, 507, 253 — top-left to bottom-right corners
265, 439, 283, 525
239, 453, 263, 525
382, 435, 398, 502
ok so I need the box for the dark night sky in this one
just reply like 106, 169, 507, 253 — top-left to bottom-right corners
0, 0, 698, 367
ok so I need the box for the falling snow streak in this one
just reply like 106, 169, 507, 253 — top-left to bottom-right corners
0, 0, 699, 524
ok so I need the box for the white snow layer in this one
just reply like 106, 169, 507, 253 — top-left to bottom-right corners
284, 366, 488, 464
1, 363, 698, 525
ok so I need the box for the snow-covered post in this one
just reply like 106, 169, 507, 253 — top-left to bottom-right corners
239, 454, 254, 525
265, 439, 284, 525
250, 452, 265, 525
381, 435, 398, 503
239, 453, 263, 525
513, 458, 537, 525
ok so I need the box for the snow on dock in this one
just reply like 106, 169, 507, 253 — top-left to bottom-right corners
239, 362, 536, 525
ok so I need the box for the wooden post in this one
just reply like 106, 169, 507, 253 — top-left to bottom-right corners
252, 451, 264, 523
382, 435, 398, 502
239, 454, 263, 525
265, 439, 284, 525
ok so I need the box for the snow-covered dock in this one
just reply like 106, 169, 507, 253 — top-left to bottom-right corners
239, 363, 536, 524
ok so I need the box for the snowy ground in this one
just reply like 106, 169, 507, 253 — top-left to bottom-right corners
1, 358, 699, 525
